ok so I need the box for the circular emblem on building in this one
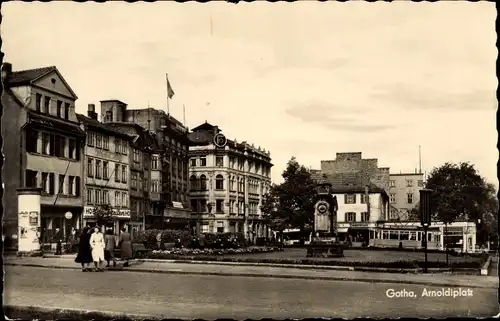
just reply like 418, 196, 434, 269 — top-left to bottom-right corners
214, 133, 227, 148
316, 201, 329, 214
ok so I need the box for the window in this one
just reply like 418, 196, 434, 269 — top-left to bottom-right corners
95, 160, 102, 179
103, 190, 110, 205
42, 133, 50, 155
406, 180, 413, 187
191, 199, 198, 212
230, 176, 236, 191
361, 212, 370, 222
87, 188, 93, 204
49, 173, 55, 195
95, 190, 102, 204
345, 194, 356, 204
121, 165, 127, 183
122, 141, 127, 155
216, 156, 224, 167
96, 133, 102, 148
122, 192, 127, 208
57, 100, 62, 117
200, 175, 207, 190
44, 96, 50, 115
68, 139, 76, 159
58, 175, 65, 194
216, 200, 224, 213
131, 173, 137, 189
400, 231, 409, 240
115, 139, 121, 153
152, 180, 160, 193
407, 193, 413, 204
64, 103, 70, 120
382, 231, 389, 240
87, 132, 94, 147
217, 221, 224, 233
35, 94, 42, 112
152, 156, 159, 170
345, 212, 356, 222
390, 193, 396, 203
190, 158, 196, 167
25, 129, 38, 153
87, 159, 94, 177
418, 180, 424, 187
190, 175, 198, 191
409, 231, 417, 241
200, 157, 206, 166
41, 172, 49, 194
103, 135, 109, 150
133, 149, 140, 163
114, 163, 120, 182
68, 176, 75, 195
215, 174, 224, 190
75, 176, 80, 197
55, 136, 64, 157
360, 194, 367, 204
201, 224, 209, 233
390, 180, 396, 187
103, 161, 109, 179
114, 191, 121, 207
105, 111, 113, 122
229, 157, 235, 169
389, 231, 399, 240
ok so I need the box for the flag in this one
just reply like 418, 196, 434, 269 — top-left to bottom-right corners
166, 74, 175, 99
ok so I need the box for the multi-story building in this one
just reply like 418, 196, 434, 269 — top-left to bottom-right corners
1, 63, 85, 244
316, 152, 390, 192
100, 100, 191, 230
188, 122, 273, 242
316, 173, 390, 246
77, 104, 132, 232
388, 172, 425, 220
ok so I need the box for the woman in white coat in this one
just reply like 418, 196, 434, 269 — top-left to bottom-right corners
89, 226, 105, 272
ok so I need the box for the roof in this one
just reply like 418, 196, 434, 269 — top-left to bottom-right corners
4, 65, 78, 99
390, 173, 423, 177
107, 122, 161, 152
100, 99, 128, 105
4, 66, 55, 86
191, 121, 220, 132
76, 114, 131, 139
313, 172, 388, 196
26, 111, 85, 137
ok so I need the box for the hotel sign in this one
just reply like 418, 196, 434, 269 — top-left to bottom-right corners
83, 206, 131, 219
350, 222, 370, 228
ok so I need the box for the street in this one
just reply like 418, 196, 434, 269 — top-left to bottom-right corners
5, 265, 498, 319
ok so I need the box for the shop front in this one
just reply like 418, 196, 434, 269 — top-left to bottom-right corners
82, 206, 130, 233
40, 205, 83, 244
164, 202, 191, 230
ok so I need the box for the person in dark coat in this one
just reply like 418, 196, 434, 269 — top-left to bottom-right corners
74, 226, 93, 271
104, 228, 117, 268
119, 227, 133, 267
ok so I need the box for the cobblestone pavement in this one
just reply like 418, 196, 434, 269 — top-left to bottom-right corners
4, 256, 498, 288
5, 265, 498, 319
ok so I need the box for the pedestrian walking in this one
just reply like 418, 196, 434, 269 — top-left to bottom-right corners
89, 226, 105, 272
119, 227, 133, 267
74, 226, 93, 271
104, 228, 117, 268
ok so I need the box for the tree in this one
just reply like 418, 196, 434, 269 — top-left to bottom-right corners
425, 162, 494, 258
261, 157, 317, 240
90, 204, 115, 229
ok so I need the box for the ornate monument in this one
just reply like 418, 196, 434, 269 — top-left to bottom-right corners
306, 182, 345, 257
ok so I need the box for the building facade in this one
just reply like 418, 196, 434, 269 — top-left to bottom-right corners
2, 63, 85, 245
388, 172, 425, 220
188, 122, 273, 242
77, 104, 132, 232
318, 152, 390, 192
100, 100, 191, 230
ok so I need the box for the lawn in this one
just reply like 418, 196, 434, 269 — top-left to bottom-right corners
221, 248, 482, 264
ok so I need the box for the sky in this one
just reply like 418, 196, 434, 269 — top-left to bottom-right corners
2, 2, 497, 186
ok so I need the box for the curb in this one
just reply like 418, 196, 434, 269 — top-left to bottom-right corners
4, 304, 159, 320
5, 262, 496, 289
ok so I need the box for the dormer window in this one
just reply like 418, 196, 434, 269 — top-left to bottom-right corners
64, 103, 70, 120
105, 111, 113, 122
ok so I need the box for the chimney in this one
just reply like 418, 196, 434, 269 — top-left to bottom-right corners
87, 104, 98, 120
1, 63, 12, 81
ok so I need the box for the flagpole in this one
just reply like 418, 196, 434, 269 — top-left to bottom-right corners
166, 73, 170, 115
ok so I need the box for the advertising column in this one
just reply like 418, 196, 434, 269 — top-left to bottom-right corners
17, 187, 42, 254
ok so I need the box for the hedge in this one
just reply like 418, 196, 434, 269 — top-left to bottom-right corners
134, 229, 248, 249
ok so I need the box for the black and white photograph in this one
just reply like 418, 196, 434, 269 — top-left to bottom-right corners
1, 1, 498, 319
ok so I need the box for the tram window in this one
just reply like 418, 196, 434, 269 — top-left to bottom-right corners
409, 231, 417, 241
434, 234, 441, 242
382, 231, 389, 240
400, 231, 409, 240
427, 233, 432, 241
389, 231, 399, 240
417, 232, 421, 242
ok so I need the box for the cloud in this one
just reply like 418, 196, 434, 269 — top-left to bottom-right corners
285, 102, 395, 132
370, 83, 497, 111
